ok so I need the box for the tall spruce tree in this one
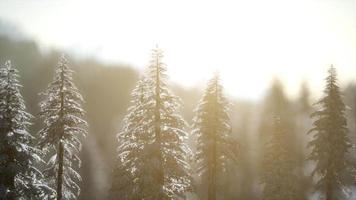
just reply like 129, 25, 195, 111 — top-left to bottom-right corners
0, 61, 51, 199
146, 47, 193, 199
308, 65, 354, 200
38, 55, 87, 200
261, 116, 299, 200
115, 48, 193, 199
193, 74, 238, 200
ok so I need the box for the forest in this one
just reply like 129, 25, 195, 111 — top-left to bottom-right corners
1, 20, 356, 200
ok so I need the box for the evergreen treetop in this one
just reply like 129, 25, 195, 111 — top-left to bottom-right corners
38, 55, 87, 200
193, 74, 238, 200
308, 65, 353, 199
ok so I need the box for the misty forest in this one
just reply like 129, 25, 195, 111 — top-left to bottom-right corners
1, 22, 356, 200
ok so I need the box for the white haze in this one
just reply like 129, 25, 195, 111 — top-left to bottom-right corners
0, 0, 356, 99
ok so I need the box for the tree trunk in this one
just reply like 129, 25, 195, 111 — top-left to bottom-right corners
56, 141, 64, 200
208, 158, 217, 200
208, 79, 219, 200
56, 58, 66, 200
325, 168, 333, 200
154, 56, 165, 192
208, 134, 217, 200
325, 180, 332, 200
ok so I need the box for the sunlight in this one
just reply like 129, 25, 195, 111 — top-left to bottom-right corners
0, 0, 355, 99
1, 1, 356, 199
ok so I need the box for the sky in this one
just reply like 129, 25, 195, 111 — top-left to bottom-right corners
0, 0, 355, 100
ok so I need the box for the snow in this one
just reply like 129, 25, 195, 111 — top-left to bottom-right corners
38, 55, 87, 199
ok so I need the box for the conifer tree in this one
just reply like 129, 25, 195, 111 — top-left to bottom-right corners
261, 116, 299, 200
115, 48, 193, 199
308, 65, 354, 200
0, 61, 51, 199
111, 78, 148, 200
38, 55, 87, 200
145, 47, 193, 199
258, 80, 307, 199
259, 80, 293, 138
193, 74, 238, 200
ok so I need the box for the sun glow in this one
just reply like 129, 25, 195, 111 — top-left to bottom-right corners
1, 0, 356, 99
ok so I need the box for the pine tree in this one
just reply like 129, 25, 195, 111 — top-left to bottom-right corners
193, 74, 238, 200
0, 61, 52, 199
261, 116, 299, 200
258, 80, 307, 199
308, 65, 354, 200
115, 48, 193, 199
145, 47, 193, 199
38, 55, 87, 200
259, 80, 293, 138
112, 78, 148, 200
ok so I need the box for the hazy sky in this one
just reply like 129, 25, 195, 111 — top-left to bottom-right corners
0, 0, 355, 99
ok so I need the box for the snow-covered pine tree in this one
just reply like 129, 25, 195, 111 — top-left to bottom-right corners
261, 116, 299, 200
113, 48, 193, 199
38, 55, 87, 200
110, 77, 149, 200
144, 47, 193, 199
193, 74, 238, 200
308, 65, 354, 200
117, 47, 193, 199
0, 61, 52, 199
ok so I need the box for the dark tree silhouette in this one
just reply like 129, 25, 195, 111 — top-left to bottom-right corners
261, 116, 299, 200
258, 80, 307, 199
308, 65, 354, 200
193, 74, 238, 200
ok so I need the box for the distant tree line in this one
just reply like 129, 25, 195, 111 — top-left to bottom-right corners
0, 46, 355, 200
